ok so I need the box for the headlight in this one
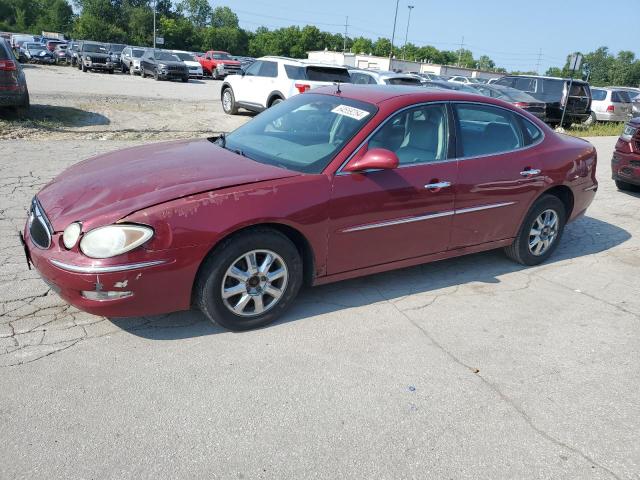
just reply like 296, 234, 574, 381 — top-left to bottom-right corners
158, 63, 167, 69
80, 224, 153, 259
85, 55, 91, 60
62, 222, 82, 249
621, 125, 637, 142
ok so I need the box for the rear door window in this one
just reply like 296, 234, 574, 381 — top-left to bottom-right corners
513, 77, 537, 92
258, 61, 278, 78
454, 103, 524, 157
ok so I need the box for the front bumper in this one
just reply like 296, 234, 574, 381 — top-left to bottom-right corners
84, 60, 114, 70
22, 220, 208, 318
612, 146, 640, 186
157, 70, 188, 80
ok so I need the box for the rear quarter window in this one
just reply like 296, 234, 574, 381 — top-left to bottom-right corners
284, 65, 305, 80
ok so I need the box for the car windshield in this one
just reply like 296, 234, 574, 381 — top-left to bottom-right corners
155, 52, 179, 61
110, 44, 125, 53
132, 49, 145, 58
223, 94, 378, 174
26, 43, 42, 50
212, 53, 232, 60
83, 44, 108, 53
173, 52, 195, 61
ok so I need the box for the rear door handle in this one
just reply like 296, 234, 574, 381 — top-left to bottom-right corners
424, 181, 452, 190
520, 169, 541, 177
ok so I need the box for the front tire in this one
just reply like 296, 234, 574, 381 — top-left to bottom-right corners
221, 87, 238, 114
195, 229, 303, 331
504, 195, 566, 266
81, 63, 87, 72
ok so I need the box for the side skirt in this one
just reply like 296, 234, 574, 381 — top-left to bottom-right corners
312, 238, 514, 286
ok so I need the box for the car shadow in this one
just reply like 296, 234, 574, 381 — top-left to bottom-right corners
0, 104, 110, 127
188, 79, 206, 84
109, 215, 631, 339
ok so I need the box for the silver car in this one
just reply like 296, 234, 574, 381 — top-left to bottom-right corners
349, 69, 423, 86
606, 86, 640, 117
589, 88, 633, 123
120, 46, 146, 74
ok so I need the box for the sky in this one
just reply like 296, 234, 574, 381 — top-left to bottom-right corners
222, 0, 638, 73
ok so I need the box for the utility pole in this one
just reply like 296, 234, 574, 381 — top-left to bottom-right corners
457, 36, 464, 67
343, 16, 349, 52
389, 0, 400, 66
152, 0, 156, 49
535, 48, 542, 74
403, 5, 414, 60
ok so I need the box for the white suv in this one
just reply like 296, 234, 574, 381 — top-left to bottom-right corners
220, 56, 352, 115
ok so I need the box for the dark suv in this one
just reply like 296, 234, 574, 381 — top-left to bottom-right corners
0, 38, 29, 115
79, 42, 114, 73
495, 75, 592, 127
140, 49, 188, 82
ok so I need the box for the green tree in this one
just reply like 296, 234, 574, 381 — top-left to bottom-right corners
373, 38, 391, 57
176, 0, 211, 27
351, 36, 373, 54
476, 55, 495, 71
210, 6, 238, 29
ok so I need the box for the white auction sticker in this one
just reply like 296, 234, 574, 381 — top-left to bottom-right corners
331, 105, 370, 121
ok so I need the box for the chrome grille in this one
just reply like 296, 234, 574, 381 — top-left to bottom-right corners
90, 56, 106, 64
28, 198, 52, 249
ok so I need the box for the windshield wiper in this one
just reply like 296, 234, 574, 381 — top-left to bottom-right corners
216, 132, 226, 148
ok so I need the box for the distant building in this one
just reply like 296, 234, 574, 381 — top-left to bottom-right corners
306, 50, 503, 80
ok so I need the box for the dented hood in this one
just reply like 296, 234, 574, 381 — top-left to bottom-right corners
37, 139, 299, 231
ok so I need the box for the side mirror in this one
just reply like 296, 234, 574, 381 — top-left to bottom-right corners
343, 148, 399, 172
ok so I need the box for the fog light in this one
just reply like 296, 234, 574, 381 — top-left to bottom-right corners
81, 290, 132, 301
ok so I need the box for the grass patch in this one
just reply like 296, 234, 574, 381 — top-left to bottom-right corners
564, 121, 626, 138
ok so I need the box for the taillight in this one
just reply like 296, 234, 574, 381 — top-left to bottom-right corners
294, 83, 311, 93
513, 102, 529, 108
0, 60, 17, 71
607, 105, 615, 112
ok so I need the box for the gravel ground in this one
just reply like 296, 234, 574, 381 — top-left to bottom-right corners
0, 67, 639, 479
0, 64, 251, 140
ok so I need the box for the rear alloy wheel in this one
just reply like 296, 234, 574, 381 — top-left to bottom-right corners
222, 87, 238, 115
196, 229, 302, 331
504, 195, 566, 266
129, 64, 135, 75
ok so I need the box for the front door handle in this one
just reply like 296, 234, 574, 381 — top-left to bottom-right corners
424, 181, 452, 190
520, 168, 541, 177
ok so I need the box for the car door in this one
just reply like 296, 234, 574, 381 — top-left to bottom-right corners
232, 59, 261, 104
250, 60, 279, 107
327, 103, 457, 275
449, 102, 545, 249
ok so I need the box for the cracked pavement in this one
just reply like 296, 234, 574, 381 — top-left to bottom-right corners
0, 136, 639, 479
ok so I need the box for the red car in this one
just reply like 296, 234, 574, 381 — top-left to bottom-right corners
22, 86, 598, 331
612, 118, 640, 191
196, 50, 241, 79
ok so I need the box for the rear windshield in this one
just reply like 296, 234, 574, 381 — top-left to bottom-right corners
612, 91, 631, 103
285, 65, 351, 82
592, 89, 607, 101
386, 77, 422, 86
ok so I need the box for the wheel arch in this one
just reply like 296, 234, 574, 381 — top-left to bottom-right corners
191, 222, 317, 305
541, 184, 575, 219
267, 91, 285, 107
220, 82, 232, 100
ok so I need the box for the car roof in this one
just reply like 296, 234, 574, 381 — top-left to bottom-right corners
259, 56, 348, 69
311, 84, 497, 106
502, 74, 588, 84
349, 69, 416, 79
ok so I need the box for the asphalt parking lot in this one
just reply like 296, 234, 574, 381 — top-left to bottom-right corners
1, 67, 639, 479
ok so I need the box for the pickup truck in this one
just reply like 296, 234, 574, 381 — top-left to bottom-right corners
197, 50, 241, 79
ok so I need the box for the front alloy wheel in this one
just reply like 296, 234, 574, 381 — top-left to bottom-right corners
196, 228, 302, 331
221, 250, 288, 317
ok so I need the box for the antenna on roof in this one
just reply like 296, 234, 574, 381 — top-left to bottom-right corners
334, 81, 342, 94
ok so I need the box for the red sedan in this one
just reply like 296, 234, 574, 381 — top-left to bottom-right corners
22, 86, 598, 331
612, 118, 640, 191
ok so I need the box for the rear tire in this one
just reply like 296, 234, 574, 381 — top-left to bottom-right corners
615, 180, 638, 192
195, 229, 303, 331
504, 195, 566, 266
182, 76, 189, 83
82, 63, 87, 72
269, 97, 283, 107
584, 112, 597, 126
12, 91, 30, 118
221, 87, 238, 115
